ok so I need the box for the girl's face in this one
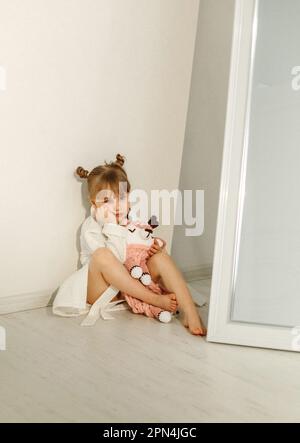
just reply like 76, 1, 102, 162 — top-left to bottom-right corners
92, 187, 130, 224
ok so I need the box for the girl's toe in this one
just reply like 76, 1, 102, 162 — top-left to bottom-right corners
190, 327, 203, 335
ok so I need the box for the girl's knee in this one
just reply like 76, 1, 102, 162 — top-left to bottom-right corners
91, 247, 114, 266
148, 250, 170, 266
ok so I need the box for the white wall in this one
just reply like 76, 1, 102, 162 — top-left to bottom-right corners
171, 0, 235, 273
0, 0, 200, 299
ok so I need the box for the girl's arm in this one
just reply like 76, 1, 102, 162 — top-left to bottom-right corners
93, 203, 128, 263
80, 208, 127, 265
102, 222, 127, 263
80, 217, 106, 266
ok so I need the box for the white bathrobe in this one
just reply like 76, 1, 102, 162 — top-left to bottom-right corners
52, 206, 129, 324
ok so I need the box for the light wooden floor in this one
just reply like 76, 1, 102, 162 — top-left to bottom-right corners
1, 279, 300, 423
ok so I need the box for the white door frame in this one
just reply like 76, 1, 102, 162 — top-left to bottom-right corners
207, 0, 300, 352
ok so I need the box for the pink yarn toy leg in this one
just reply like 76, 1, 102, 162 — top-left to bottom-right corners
121, 245, 169, 320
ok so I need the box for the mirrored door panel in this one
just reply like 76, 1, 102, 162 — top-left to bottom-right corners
231, 0, 300, 327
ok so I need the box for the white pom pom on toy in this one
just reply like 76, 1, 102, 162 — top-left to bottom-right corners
158, 311, 172, 323
130, 266, 143, 279
140, 272, 152, 286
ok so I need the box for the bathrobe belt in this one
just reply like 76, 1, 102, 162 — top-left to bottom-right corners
80, 285, 128, 326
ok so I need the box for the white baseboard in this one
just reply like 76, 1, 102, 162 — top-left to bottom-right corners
0, 265, 212, 315
181, 264, 212, 282
0, 290, 55, 315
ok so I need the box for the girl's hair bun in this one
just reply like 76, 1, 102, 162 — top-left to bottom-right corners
76, 166, 89, 179
115, 153, 125, 167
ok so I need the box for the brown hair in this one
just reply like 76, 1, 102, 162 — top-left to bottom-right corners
76, 153, 131, 203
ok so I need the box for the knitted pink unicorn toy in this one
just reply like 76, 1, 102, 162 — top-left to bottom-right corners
121, 216, 173, 323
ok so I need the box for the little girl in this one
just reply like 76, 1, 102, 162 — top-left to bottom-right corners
52, 154, 206, 336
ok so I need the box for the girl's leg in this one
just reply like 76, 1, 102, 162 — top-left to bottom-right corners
147, 252, 207, 336
87, 247, 178, 312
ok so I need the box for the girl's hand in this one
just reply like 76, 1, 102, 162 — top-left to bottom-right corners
148, 238, 166, 257
118, 212, 129, 226
95, 204, 117, 224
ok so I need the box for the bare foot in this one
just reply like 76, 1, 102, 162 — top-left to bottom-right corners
182, 306, 207, 336
155, 293, 178, 312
